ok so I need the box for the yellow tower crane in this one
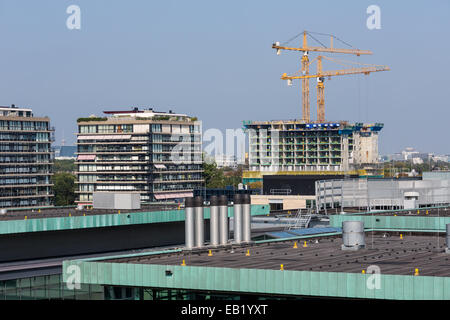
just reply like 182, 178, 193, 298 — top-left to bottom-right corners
272, 31, 373, 122
281, 55, 390, 122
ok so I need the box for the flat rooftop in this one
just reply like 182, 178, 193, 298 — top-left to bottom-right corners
0, 204, 179, 221
102, 232, 450, 277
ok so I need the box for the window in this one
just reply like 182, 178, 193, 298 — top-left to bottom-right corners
151, 124, 161, 132
153, 134, 162, 142
80, 125, 97, 134
152, 144, 162, 152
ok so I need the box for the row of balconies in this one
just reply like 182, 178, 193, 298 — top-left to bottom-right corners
250, 140, 342, 145
0, 127, 54, 132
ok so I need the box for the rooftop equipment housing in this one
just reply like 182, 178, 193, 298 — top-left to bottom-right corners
341, 221, 365, 251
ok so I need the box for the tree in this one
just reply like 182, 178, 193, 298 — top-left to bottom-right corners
202, 155, 244, 188
249, 181, 262, 189
224, 165, 243, 188
203, 161, 226, 188
54, 159, 76, 173
52, 172, 76, 206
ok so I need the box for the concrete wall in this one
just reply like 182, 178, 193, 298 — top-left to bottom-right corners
353, 132, 379, 164
251, 195, 314, 210
93, 192, 141, 210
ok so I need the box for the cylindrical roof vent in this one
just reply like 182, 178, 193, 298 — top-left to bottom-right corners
218, 195, 228, 206
242, 194, 251, 243
184, 197, 195, 249
185, 197, 195, 208
341, 221, 365, 251
242, 193, 251, 204
209, 196, 219, 247
194, 196, 203, 207
219, 195, 228, 245
233, 194, 243, 244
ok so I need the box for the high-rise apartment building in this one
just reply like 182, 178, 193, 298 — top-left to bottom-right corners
0, 105, 54, 208
75, 108, 203, 204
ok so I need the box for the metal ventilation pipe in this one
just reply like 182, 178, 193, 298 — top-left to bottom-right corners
446, 224, 450, 254
184, 197, 195, 249
218, 195, 229, 245
242, 194, 251, 243
341, 221, 365, 251
209, 195, 219, 247
194, 196, 204, 248
233, 193, 243, 244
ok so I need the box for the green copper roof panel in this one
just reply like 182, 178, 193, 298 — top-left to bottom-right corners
330, 214, 450, 231
0, 204, 269, 235
62, 260, 450, 300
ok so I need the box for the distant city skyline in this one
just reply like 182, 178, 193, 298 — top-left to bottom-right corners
1, 1, 449, 154
382, 146, 450, 157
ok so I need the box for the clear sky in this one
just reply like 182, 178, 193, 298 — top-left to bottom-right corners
0, 0, 449, 155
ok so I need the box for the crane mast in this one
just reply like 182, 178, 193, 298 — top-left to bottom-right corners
316, 56, 325, 122
300, 32, 310, 122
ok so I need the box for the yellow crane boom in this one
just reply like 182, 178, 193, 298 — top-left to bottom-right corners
281, 56, 390, 122
272, 44, 372, 56
273, 31, 374, 122
282, 65, 390, 80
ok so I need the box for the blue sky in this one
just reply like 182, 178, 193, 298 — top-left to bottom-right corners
0, 0, 449, 155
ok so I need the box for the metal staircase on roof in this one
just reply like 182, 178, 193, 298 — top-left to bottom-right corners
286, 208, 312, 230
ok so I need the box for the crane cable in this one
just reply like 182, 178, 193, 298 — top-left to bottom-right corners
306, 31, 355, 48
280, 30, 356, 50
280, 31, 304, 46
306, 32, 327, 48
286, 55, 385, 78
357, 56, 361, 122
365, 73, 370, 122
321, 56, 387, 69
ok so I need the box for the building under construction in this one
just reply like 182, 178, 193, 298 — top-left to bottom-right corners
243, 120, 384, 185
243, 31, 389, 188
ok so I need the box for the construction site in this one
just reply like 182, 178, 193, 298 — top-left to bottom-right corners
243, 31, 389, 189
